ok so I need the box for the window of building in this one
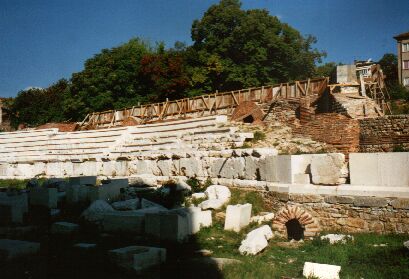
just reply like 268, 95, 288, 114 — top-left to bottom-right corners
404, 77, 409, 86
403, 43, 409, 52
404, 60, 409, 70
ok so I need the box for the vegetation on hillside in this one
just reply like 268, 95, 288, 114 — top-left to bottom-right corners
378, 53, 409, 114
7, 0, 326, 127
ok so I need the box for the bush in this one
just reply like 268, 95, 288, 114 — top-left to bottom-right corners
252, 130, 266, 143
393, 145, 407, 152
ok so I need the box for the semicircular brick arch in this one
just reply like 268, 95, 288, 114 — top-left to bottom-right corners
272, 205, 320, 238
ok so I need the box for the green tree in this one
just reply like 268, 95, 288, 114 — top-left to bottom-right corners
9, 79, 68, 127
378, 53, 408, 100
64, 38, 152, 121
378, 53, 398, 85
315, 62, 337, 78
187, 0, 325, 94
140, 49, 189, 103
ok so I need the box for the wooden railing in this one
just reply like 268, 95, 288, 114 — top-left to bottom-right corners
80, 77, 329, 127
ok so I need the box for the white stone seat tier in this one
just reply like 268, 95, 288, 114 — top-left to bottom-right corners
0, 115, 235, 163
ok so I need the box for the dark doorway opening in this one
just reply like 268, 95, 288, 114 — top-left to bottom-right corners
242, 115, 254, 123
285, 218, 304, 240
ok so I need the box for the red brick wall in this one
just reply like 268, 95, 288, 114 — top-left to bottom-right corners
294, 113, 360, 155
359, 115, 409, 152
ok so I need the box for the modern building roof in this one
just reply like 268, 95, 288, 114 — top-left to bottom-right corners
394, 31, 409, 40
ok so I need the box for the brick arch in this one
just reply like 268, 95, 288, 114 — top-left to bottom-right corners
272, 205, 320, 238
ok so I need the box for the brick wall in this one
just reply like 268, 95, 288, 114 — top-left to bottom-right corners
359, 115, 409, 152
294, 113, 360, 155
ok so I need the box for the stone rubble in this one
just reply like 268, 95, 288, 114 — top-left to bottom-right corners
81, 200, 115, 224
109, 245, 166, 272
51, 221, 80, 234
0, 239, 41, 260
250, 212, 275, 224
199, 185, 231, 210
111, 199, 140, 210
321, 234, 354, 244
303, 262, 341, 279
238, 225, 273, 255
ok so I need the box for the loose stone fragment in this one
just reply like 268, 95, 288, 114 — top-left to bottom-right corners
0, 239, 40, 260
238, 225, 273, 255
51, 221, 80, 234
320, 234, 354, 244
303, 262, 341, 279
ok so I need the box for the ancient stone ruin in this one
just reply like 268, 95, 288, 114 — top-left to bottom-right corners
0, 67, 408, 277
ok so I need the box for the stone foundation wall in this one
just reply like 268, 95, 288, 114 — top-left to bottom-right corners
293, 113, 360, 156
264, 192, 409, 234
359, 115, 409, 152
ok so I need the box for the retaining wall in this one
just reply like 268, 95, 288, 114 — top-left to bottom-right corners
264, 192, 409, 234
359, 115, 409, 152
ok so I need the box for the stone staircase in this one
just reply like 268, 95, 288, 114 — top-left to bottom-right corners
0, 115, 253, 163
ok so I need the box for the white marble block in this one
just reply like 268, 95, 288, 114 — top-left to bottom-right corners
303, 262, 341, 279
224, 203, 252, 232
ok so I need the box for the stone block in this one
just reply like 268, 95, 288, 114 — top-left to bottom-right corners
303, 262, 341, 279
179, 158, 205, 177
102, 211, 145, 233
391, 199, 409, 209
311, 153, 347, 185
141, 198, 167, 210
144, 212, 189, 242
224, 203, 252, 232
290, 194, 324, 203
324, 195, 355, 204
0, 193, 28, 224
199, 199, 225, 210
336, 64, 357, 83
73, 161, 97, 176
112, 199, 140, 210
0, 239, 40, 260
68, 176, 97, 186
210, 158, 245, 179
129, 160, 159, 175
81, 200, 115, 224
88, 179, 128, 202
353, 197, 388, 207
51, 221, 79, 234
259, 154, 314, 184
293, 173, 310, 184
238, 225, 273, 255
244, 156, 260, 180
321, 234, 354, 244
29, 187, 58, 208
109, 245, 166, 272
65, 184, 90, 203
350, 153, 409, 187
171, 207, 212, 234
157, 160, 176, 176
129, 174, 158, 187
204, 185, 231, 203
200, 210, 213, 228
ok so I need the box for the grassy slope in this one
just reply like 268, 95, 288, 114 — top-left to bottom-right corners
192, 189, 409, 279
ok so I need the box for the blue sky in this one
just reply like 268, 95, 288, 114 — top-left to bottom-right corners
0, 0, 408, 97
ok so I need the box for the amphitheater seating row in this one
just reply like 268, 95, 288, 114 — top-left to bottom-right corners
0, 115, 252, 162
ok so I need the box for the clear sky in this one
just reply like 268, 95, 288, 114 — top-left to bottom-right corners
0, 0, 408, 97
